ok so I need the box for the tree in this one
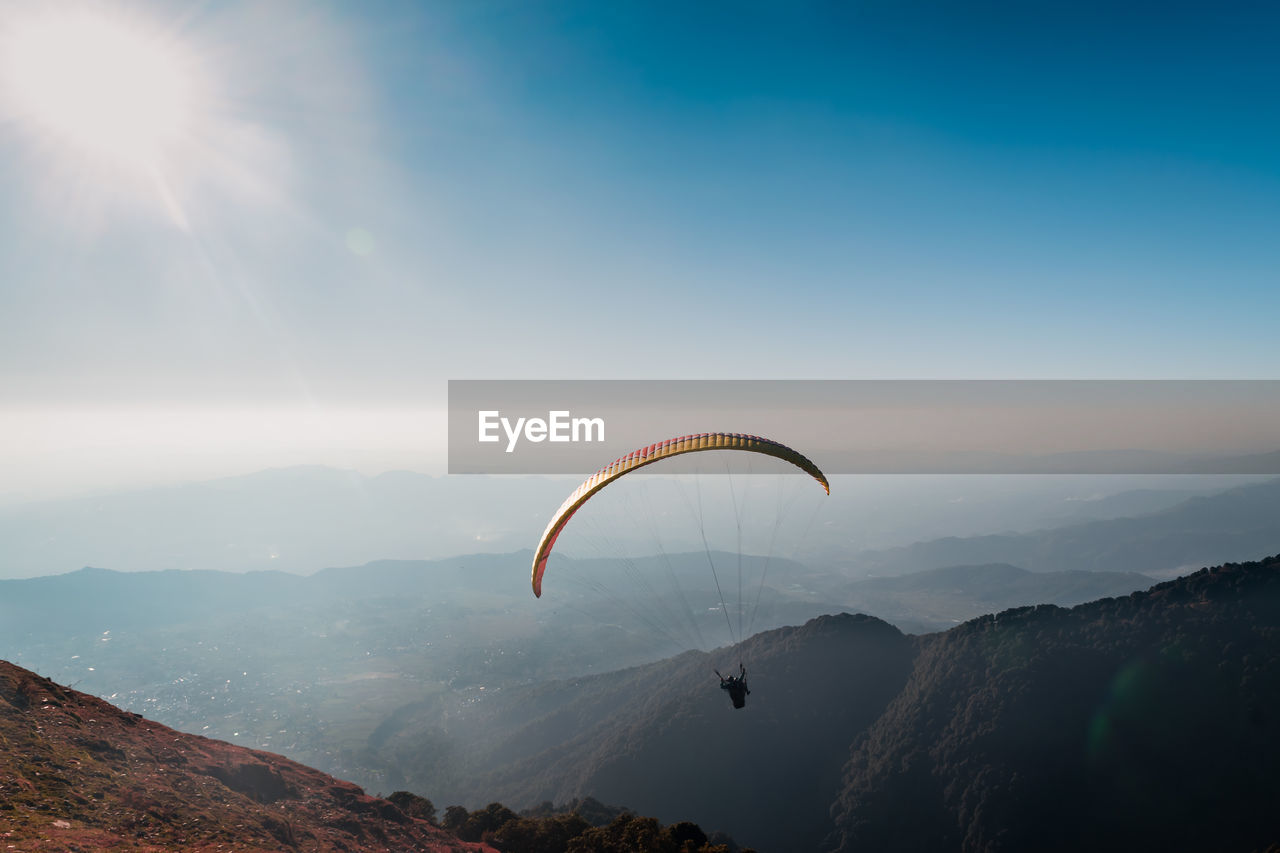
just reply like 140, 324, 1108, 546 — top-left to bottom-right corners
442, 805, 469, 833
387, 791, 436, 824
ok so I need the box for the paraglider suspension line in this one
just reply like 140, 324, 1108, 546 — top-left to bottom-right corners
695, 472, 738, 645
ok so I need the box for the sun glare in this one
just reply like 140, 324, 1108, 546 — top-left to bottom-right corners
2, 9, 196, 171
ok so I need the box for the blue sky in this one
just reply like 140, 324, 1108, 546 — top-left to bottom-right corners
0, 0, 1277, 497
362, 0, 1280, 377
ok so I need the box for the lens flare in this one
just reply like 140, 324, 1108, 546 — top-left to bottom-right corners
2, 8, 197, 171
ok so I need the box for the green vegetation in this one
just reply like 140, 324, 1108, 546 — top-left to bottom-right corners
436, 799, 751, 853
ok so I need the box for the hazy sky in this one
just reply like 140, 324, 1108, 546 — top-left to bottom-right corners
1, 0, 1278, 500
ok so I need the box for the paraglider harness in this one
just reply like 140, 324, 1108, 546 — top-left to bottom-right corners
716, 663, 750, 709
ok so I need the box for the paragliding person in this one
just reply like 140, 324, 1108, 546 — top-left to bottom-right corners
717, 663, 750, 709
527, 433, 827, 714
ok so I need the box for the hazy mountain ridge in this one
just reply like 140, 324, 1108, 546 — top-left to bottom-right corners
2, 553, 1277, 850
846, 477, 1280, 578
2, 465, 1262, 580
832, 563, 1154, 631
828, 552, 1280, 852
1039, 486, 1218, 524
0, 551, 833, 796
0, 659, 495, 852
401, 555, 1280, 853
423, 614, 915, 853
0, 468, 574, 579
2, 478, 1278, 849
0, 550, 1233, 807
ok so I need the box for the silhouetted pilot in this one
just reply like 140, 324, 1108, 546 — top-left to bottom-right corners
717, 663, 750, 709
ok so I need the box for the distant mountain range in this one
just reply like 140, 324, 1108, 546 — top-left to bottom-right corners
1, 473, 1278, 850
840, 477, 1280, 578
0, 466, 573, 578
370, 554, 1280, 852
4, 553, 1278, 850
0, 464, 1264, 579
833, 562, 1154, 631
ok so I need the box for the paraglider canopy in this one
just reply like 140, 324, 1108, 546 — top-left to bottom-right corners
531, 432, 829, 597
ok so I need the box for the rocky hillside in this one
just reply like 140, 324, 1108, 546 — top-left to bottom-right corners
0, 660, 494, 852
